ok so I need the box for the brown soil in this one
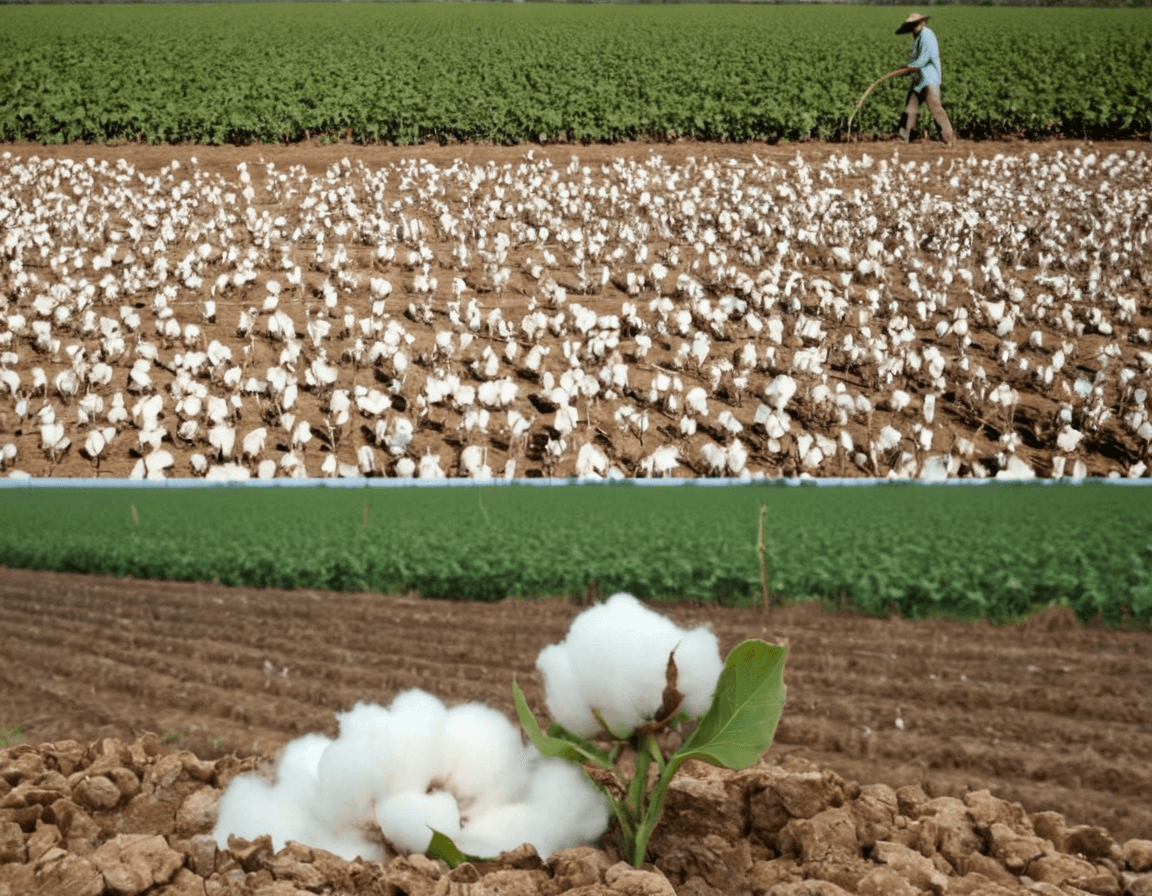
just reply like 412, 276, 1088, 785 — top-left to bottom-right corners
1, 565, 1149, 867
3, 137, 1150, 480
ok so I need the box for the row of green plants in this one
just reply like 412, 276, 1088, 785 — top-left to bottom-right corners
0, 5, 1149, 144
2, 482, 1149, 624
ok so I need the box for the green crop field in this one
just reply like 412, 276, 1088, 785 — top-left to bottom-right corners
1, 4, 1149, 145
1, 482, 1149, 624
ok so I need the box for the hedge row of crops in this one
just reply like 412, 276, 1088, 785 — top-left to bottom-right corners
2, 483, 1149, 624
1, 4, 1150, 144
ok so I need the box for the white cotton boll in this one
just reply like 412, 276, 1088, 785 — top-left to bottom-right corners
874, 425, 902, 453
457, 755, 606, 859
277, 732, 332, 784
217, 684, 610, 864
456, 802, 541, 859
996, 455, 1036, 480
435, 703, 530, 818
666, 626, 728, 720
384, 689, 450, 786
764, 374, 797, 411
213, 732, 380, 860
313, 705, 398, 831
213, 773, 314, 852
536, 592, 723, 737
533, 645, 586, 731
376, 790, 461, 855
314, 701, 409, 834
526, 754, 611, 852
1054, 423, 1082, 453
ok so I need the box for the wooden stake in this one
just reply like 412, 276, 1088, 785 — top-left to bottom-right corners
131, 505, 139, 526
363, 501, 370, 528
756, 504, 770, 612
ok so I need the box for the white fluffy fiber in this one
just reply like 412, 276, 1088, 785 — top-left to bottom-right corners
213, 690, 608, 861
536, 592, 725, 738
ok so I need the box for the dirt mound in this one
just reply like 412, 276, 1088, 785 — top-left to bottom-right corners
1021, 604, 1081, 636
2, 734, 1151, 896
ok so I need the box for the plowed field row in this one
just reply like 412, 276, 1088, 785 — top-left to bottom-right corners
0, 565, 1149, 842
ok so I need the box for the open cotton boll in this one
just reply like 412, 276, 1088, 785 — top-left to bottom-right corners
435, 701, 531, 817
312, 704, 401, 831
383, 689, 450, 787
455, 802, 543, 859
537, 592, 723, 737
312, 736, 388, 835
217, 687, 609, 863
525, 752, 614, 853
376, 790, 462, 854
455, 753, 607, 859
213, 773, 315, 851
277, 732, 333, 784
667, 626, 730, 720
213, 733, 382, 860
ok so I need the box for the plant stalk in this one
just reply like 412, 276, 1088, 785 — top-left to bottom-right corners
757, 504, 770, 612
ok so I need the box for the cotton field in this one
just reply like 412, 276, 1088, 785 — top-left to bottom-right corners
1, 143, 1150, 480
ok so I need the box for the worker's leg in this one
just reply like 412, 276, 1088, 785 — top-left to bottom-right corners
897, 89, 922, 142
924, 84, 955, 146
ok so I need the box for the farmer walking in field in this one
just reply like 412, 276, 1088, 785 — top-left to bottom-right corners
895, 13, 955, 147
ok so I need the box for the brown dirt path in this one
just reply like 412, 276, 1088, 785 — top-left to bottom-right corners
6, 136, 1141, 179
1, 565, 1148, 843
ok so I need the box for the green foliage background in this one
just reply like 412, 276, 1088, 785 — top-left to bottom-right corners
1, 4, 1149, 144
1, 482, 1150, 623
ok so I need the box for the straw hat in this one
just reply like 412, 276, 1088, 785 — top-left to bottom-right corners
895, 13, 930, 35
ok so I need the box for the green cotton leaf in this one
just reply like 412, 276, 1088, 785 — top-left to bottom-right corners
512, 678, 614, 769
675, 640, 787, 770
425, 829, 487, 869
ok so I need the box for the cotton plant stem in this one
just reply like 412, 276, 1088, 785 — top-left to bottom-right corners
623, 745, 653, 865
847, 68, 906, 139
630, 750, 689, 867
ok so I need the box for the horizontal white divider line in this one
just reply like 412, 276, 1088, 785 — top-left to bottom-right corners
0, 476, 1141, 490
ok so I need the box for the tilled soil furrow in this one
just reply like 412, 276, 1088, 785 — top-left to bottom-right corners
2, 566, 1151, 841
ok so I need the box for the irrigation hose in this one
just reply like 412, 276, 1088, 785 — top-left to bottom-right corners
847, 68, 907, 141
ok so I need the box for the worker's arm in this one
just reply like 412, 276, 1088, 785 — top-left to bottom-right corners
906, 31, 937, 76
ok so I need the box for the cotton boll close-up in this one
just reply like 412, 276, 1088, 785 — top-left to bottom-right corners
454, 800, 544, 860
458, 753, 605, 859
213, 731, 383, 861
311, 706, 399, 838
536, 592, 724, 737
375, 688, 450, 788
525, 750, 616, 853
375, 789, 462, 854
433, 701, 532, 819
213, 773, 318, 853
213, 688, 609, 862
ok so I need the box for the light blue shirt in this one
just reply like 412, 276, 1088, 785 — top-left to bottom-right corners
907, 26, 942, 91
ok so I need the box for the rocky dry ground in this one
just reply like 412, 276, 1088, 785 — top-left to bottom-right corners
1, 566, 1151, 895
3, 733, 1152, 896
